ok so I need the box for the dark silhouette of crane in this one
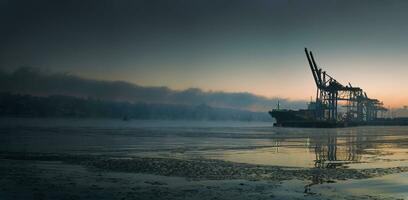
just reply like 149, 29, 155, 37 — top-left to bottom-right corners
304, 48, 387, 122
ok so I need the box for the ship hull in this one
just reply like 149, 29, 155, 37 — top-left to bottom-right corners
273, 120, 350, 128
269, 110, 408, 128
269, 110, 357, 128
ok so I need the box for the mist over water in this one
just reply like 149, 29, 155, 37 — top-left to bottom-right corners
0, 67, 306, 112
2, 1, 408, 199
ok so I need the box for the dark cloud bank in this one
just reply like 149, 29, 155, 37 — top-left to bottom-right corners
0, 67, 307, 121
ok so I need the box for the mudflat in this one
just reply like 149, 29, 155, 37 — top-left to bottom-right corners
1, 118, 408, 200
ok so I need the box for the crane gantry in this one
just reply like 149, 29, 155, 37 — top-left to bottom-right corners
304, 48, 387, 122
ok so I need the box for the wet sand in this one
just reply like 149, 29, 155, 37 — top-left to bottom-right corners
1, 155, 406, 200
1, 118, 408, 199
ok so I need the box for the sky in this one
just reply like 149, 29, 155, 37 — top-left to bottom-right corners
1, 0, 408, 108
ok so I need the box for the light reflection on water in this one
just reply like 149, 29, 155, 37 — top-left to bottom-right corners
203, 128, 408, 169
1, 118, 408, 169
3, 118, 408, 199
313, 172, 408, 199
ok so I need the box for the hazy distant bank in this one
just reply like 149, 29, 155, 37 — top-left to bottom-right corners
0, 93, 271, 121
0, 67, 286, 121
0, 67, 306, 112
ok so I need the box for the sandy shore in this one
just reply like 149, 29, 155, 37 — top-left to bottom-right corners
0, 152, 406, 200
2, 120, 408, 199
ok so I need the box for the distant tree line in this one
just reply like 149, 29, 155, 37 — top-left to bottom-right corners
0, 93, 271, 121
0, 67, 306, 112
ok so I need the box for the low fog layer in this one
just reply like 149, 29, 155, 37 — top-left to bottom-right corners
0, 93, 271, 121
0, 67, 307, 112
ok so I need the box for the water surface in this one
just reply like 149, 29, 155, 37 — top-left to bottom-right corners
1, 118, 408, 170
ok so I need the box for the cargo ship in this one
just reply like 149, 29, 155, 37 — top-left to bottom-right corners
269, 107, 408, 128
268, 48, 406, 128
269, 101, 355, 128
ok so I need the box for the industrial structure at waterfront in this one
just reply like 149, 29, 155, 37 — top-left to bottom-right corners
269, 48, 394, 127
305, 48, 387, 122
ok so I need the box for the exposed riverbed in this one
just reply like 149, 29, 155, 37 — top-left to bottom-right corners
1, 118, 408, 199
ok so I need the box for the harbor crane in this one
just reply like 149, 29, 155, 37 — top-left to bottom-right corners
304, 48, 387, 122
